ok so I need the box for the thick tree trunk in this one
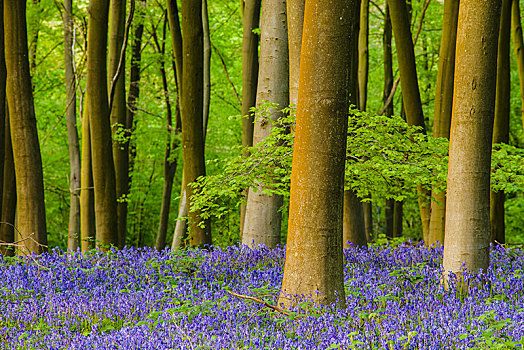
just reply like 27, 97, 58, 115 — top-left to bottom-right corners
180, 0, 211, 246
86, 0, 118, 249
512, 0, 524, 133
63, 0, 81, 251
279, 0, 354, 309
239, 0, 261, 233
443, 0, 500, 283
108, 0, 128, 249
242, 0, 289, 249
491, 0, 511, 245
387, 0, 430, 241
427, 0, 459, 247
4, 0, 47, 254
0, 113, 16, 257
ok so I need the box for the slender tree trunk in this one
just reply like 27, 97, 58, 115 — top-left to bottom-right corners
343, 189, 366, 247
287, 0, 305, 106
108, 0, 128, 249
387, 0, 430, 241
0, 112, 16, 257
202, 0, 211, 141
343, 0, 367, 247
28, 0, 40, 74
512, 0, 524, 133
279, 0, 355, 309
80, 113, 95, 251
154, 17, 179, 251
166, 0, 189, 248
242, 0, 289, 249
180, 0, 211, 246
239, 0, 261, 233
358, 0, 369, 112
126, 0, 146, 204
443, 0, 500, 284
0, 0, 6, 213
63, 0, 81, 251
86, 0, 118, 249
491, 0, 511, 245
4, 0, 47, 254
427, 0, 459, 247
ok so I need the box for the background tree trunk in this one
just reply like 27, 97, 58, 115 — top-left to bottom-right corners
387, 0, 430, 242
239, 0, 261, 234
202, 0, 211, 141
512, 0, 524, 133
154, 17, 179, 251
108, 0, 128, 249
287, 0, 304, 106
242, 0, 289, 249
0, 113, 16, 257
427, 0, 459, 247
4, 0, 47, 254
0, 0, 5, 217
279, 0, 355, 308
80, 113, 95, 251
63, 0, 81, 251
491, 0, 511, 245
180, 0, 211, 246
443, 0, 500, 282
86, 0, 118, 249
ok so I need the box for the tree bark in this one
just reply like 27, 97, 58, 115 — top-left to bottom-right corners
154, 17, 179, 251
279, 0, 354, 308
180, 0, 211, 246
358, 0, 369, 112
427, 0, 459, 247
86, 0, 118, 249
63, 0, 81, 251
242, 0, 289, 249
126, 0, 145, 195
443, 0, 500, 283
239, 0, 261, 233
490, 0, 511, 245
512, 0, 524, 133
287, 0, 304, 106
0, 0, 6, 215
202, 0, 211, 141
0, 112, 16, 257
80, 112, 95, 251
343, 189, 366, 247
108, 0, 128, 249
4, 0, 47, 254
387, 0, 430, 241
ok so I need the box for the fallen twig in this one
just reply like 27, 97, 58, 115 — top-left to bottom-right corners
226, 290, 292, 317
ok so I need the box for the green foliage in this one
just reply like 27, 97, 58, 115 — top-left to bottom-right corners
190, 104, 524, 243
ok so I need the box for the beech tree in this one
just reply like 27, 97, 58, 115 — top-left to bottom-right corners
387, 0, 430, 242
279, 0, 355, 308
239, 0, 261, 233
108, 0, 129, 248
242, 0, 289, 248
84, 0, 118, 249
491, 0, 511, 244
443, 0, 500, 282
512, 0, 524, 132
63, 0, 81, 251
4, 0, 47, 254
180, 0, 211, 245
427, 0, 459, 247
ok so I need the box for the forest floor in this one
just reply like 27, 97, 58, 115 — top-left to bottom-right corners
0, 243, 523, 349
